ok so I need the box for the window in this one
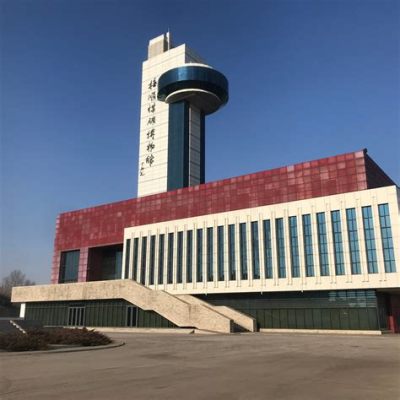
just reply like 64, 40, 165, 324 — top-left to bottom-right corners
132, 238, 139, 281
331, 211, 345, 275
302, 214, 314, 277
378, 203, 396, 273
140, 237, 147, 285
207, 227, 213, 282
239, 223, 248, 280
167, 101, 190, 191
126, 306, 137, 327
67, 306, 85, 326
124, 239, 131, 279
346, 208, 361, 274
316, 213, 329, 276
177, 232, 183, 283
149, 236, 156, 285
288, 217, 300, 278
186, 230, 193, 283
276, 218, 286, 278
90, 245, 122, 281
158, 235, 165, 284
251, 222, 260, 279
59, 250, 80, 283
228, 224, 236, 280
115, 249, 123, 279
263, 220, 273, 279
217, 226, 224, 281
167, 233, 174, 284
362, 206, 378, 274
196, 229, 203, 282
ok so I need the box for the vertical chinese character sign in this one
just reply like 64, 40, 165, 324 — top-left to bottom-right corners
140, 77, 157, 176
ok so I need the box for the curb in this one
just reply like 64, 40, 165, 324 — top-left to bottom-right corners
0, 341, 125, 356
89, 327, 195, 335
259, 329, 382, 336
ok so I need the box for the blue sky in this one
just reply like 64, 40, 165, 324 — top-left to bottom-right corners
1, 0, 399, 283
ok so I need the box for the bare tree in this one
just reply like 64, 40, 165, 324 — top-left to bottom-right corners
0, 270, 35, 298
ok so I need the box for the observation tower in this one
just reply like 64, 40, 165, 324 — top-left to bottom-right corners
137, 33, 228, 197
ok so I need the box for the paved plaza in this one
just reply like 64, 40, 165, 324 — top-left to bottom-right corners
1, 332, 399, 400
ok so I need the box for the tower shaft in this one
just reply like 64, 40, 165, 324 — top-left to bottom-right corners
167, 102, 205, 191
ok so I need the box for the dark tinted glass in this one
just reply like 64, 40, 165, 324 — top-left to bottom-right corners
59, 250, 80, 283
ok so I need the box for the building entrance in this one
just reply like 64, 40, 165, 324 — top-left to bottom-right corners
126, 306, 137, 327
67, 306, 85, 326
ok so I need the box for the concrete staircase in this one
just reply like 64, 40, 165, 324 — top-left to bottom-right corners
177, 295, 256, 332
0, 319, 23, 334
9, 319, 26, 334
12, 280, 236, 333
0, 318, 41, 334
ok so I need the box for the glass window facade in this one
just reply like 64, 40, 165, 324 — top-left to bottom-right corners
251, 221, 260, 279
302, 214, 314, 277
217, 226, 224, 281
59, 250, 80, 283
140, 237, 147, 285
263, 220, 273, 279
167, 101, 190, 191
288, 216, 300, 278
177, 231, 183, 283
239, 223, 248, 280
276, 218, 286, 278
346, 208, 361, 275
316, 212, 329, 276
167, 233, 174, 284
123, 201, 397, 288
157, 65, 229, 105
115, 250, 123, 279
158, 234, 165, 284
362, 206, 378, 274
228, 224, 236, 280
378, 203, 396, 273
186, 230, 193, 283
149, 236, 156, 285
197, 229, 203, 282
331, 211, 345, 275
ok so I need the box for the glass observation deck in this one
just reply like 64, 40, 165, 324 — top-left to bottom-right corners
157, 65, 229, 114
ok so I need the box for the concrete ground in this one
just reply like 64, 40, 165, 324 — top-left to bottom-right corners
0, 332, 399, 400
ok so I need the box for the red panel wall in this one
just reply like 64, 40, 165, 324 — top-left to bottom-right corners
51, 149, 392, 283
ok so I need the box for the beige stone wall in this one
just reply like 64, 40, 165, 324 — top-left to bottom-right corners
124, 186, 400, 295
214, 306, 256, 332
178, 294, 256, 332
138, 37, 205, 197
11, 280, 232, 333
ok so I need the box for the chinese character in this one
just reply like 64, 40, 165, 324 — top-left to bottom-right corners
148, 92, 156, 101
147, 104, 155, 113
147, 129, 155, 139
147, 142, 155, 152
148, 78, 157, 89
140, 162, 145, 176
146, 154, 154, 166
147, 116, 156, 125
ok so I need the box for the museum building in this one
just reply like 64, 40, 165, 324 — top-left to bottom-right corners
12, 34, 400, 333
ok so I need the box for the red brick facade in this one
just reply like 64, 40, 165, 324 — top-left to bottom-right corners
51, 149, 395, 283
